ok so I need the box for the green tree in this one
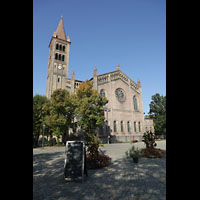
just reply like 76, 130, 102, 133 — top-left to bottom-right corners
43, 89, 76, 144
33, 94, 49, 147
148, 93, 166, 135
75, 80, 108, 155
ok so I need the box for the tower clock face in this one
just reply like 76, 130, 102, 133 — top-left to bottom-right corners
58, 65, 62, 70
115, 88, 126, 102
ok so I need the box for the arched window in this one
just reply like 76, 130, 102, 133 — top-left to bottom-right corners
59, 54, 61, 60
133, 96, 138, 111
63, 45, 65, 51
56, 43, 59, 49
55, 53, 58, 60
134, 121, 137, 132
138, 122, 141, 132
62, 55, 65, 61
113, 120, 117, 132
121, 121, 124, 132
59, 44, 62, 50
100, 89, 106, 98
127, 121, 130, 133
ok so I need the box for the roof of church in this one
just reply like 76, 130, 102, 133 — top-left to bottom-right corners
54, 17, 66, 40
49, 17, 70, 47
89, 69, 141, 92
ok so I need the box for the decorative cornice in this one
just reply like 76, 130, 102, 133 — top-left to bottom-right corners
97, 70, 140, 93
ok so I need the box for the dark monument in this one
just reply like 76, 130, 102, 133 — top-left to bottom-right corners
64, 141, 87, 181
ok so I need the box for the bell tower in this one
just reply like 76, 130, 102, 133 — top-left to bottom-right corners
46, 17, 71, 98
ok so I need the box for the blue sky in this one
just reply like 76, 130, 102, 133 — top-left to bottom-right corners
33, 0, 166, 115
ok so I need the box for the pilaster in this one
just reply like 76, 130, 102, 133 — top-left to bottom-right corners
93, 66, 98, 90
70, 71, 75, 94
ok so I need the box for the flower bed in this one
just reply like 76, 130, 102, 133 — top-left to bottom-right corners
130, 139, 138, 143
86, 153, 112, 169
155, 138, 161, 141
141, 148, 164, 158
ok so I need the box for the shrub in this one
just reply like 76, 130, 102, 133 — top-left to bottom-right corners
141, 148, 164, 158
125, 145, 143, 159
48, 138, 56, 146
141, 131, 164, 158
86, 153, 111, 169
142, 131, 157, 149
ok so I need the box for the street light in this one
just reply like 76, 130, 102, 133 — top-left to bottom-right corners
103, 106, 111, 144
42, 124, 46, 148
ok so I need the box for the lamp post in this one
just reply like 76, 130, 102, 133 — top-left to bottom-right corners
103, 106, 111, 144
42, 124, 45, 148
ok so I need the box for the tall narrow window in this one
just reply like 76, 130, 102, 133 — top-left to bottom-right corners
138, 122, 141, 132
59, 54, 61, 60
63, 45, 65, 51
113, 120, 117, 132
62, 55, 65, 61
100, 89, 106, 97
57, 77, 60, 82
56, 43, 59, 49
55, 53, 58, 60
133, 96, 138, 111
59, 44, 62, 50
121, 121, 124, 132
134, 121, 137, 132
127, 121, 130, 133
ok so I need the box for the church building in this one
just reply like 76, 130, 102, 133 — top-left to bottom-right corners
46, 17, 154, 142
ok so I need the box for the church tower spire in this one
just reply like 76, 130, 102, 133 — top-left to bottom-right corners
53, 16, 66, 40
46, 17, 71, 98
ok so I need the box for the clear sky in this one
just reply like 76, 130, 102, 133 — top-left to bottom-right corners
33, 0, 166, 115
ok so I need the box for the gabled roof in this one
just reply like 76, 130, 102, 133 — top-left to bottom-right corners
89, 69, 141, 93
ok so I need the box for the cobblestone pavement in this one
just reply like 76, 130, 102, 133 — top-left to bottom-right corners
33, 141, 166, 200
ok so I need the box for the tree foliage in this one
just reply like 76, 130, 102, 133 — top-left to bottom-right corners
75, 80, 108, 154
148, 93, 166, 135
75, 80, 108, 135
33, 94, 49, 147
43, 89, 76, 143
33, 81, 108, 150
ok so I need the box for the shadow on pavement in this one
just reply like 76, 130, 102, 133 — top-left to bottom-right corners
33, 150, 166, 200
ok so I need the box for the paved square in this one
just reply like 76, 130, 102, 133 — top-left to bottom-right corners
33, 141, 166, 200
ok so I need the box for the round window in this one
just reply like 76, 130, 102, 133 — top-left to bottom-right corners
115, 88, 126, 102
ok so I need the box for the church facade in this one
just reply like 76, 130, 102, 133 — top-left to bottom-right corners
46, 17, 154, 142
